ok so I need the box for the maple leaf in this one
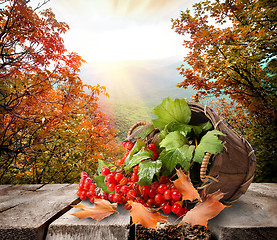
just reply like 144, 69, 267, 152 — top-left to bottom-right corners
128, 201, 168, 229
179, 190, 227, 228
71, 199, 117, 222
173, 168, 201, 202
152, 97, 191, 130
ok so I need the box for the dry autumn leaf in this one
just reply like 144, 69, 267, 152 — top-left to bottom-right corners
173, 168, 201, 202
179, 190, 227, 228
128, 201, 168, 229
71, 198, 117, 222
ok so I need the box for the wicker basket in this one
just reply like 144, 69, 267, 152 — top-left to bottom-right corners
127, 102, 256, 205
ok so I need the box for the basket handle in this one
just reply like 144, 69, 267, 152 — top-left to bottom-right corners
200, 152, 218, 183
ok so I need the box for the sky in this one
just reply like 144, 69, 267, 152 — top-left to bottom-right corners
36, 0, 193, 63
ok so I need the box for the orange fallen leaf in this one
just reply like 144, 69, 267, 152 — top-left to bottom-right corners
128, 201, 168, 229
71, 198, 117, 222
179, 190, 227, 228
173, 168, 201, 202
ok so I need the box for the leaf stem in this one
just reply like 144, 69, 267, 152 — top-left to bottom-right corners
195, 137, 198, 147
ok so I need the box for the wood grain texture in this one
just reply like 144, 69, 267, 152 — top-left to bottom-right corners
46, 204, 131, 240
0, 184, 80, 240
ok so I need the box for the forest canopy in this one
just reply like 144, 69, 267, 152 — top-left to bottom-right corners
172, 0, 277, 182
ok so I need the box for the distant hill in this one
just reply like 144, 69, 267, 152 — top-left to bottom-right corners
80, 57, 195, 140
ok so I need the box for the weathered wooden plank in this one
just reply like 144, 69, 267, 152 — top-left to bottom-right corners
0, 184, 69, 212
0, 185, 12, 191
37, 183, 70, 192
46, 203, 131, 240
0, 184, 44, 204
208, 183, 277, 239
0, 184, 79, 240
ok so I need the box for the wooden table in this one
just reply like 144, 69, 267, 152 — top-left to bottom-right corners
0, 184, 79, 240
0, 183, 276, 240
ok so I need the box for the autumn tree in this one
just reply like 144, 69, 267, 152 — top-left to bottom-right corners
172, 0, 277, 182
0, 0, 120, 183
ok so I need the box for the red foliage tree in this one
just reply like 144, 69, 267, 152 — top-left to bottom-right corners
0, 0, 119, 183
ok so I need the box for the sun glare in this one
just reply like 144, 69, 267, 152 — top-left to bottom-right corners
76, 24, 185, 62
51, 0, 187, 62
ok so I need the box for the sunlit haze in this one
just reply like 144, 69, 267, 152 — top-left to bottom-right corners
32, 0, 196, 127
42, 0, 192, 62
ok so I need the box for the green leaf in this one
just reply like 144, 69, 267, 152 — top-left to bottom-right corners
124, 139, 146, 166
158, 129, 169, 142
201, 121, 213, 132
193, 130, 226, 163
159, 145, 195, 173
97, 159, 116, 175
138, 160, 162, 186
190, 121, 213, 137
125, 124, 155, 141
160, 131, 189, 150
94, 175, 113, 193
152, 97, 191, 130
166, 122, 192, 137
124, 148, 154, 171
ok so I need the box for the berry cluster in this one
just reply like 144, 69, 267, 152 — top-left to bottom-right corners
76, 172, 108, 202
76, 140, 188, 217
102, 165, 187, 217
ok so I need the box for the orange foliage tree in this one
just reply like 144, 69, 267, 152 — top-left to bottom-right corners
172, 0, 277, 182
0, 0, 119, 183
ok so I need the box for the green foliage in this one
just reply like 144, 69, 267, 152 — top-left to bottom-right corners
124, 139, 146, 166
160, 131, 189, 150
152, 97, 191, 130
126, 124, 155, 142
138, 160, 162, 186
94, 175, 113, 193
153, 98, 225, 176
95, 97, 226, 191
193, 130, 226, 163
191, 122, 213, 137
166, 123, 193, 136
125, 148, 154, 171
159, 145, 194, 173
